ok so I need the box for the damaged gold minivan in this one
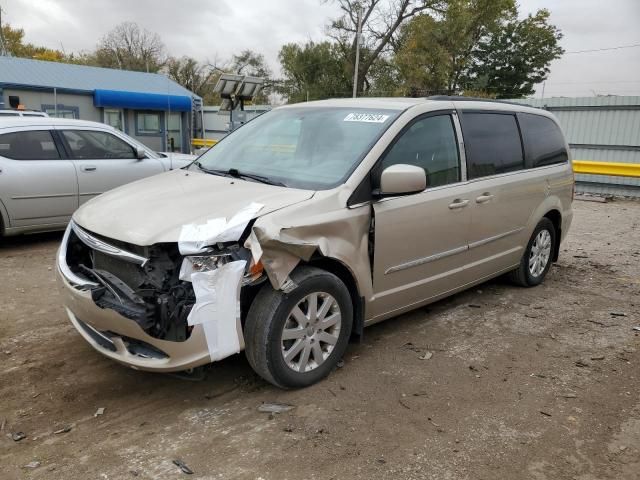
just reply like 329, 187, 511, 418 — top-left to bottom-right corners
57, 97, 573, 388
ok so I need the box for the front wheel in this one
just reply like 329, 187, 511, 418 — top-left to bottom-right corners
509, 218, 556, 287
244, 266, 353, 389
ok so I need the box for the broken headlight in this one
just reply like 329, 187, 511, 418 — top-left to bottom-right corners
181, 252, 265, 286
188, 254, 231, 272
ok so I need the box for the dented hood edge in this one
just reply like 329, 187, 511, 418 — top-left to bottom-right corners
72, 169, 316, 246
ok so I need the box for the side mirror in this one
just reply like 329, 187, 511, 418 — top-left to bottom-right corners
379, 164, 426, 196
135, 146, 147, 160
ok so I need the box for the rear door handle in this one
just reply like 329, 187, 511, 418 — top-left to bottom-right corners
448, 199, 469, 210
81, 165, 97, 172
476, 193, 494, 204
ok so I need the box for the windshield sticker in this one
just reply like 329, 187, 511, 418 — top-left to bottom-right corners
344, 113, 390, 123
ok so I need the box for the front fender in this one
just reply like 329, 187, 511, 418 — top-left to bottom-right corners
0, 198, 10, 234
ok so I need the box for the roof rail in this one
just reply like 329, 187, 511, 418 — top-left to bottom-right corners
0, 108, 47, 113
426, 95, 530, 107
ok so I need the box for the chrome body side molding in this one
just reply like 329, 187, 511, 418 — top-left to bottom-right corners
468, 227, 524, 250
385, 227, 524, 275
385, 245, 468, 275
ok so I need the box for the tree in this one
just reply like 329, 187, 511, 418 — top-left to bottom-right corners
93, 22, 166, 72
467, 9, 564, 98
394, 1, 562, 97
394, 13, 448, 95
223, 49, 273, 104
327, 0, 447, 95
165, 56, 219, 103
229, 49, 271, 77
0, 22, 66, 61
277, 41, 351, 102
395, 0, 515, 95
165, 50, 272, 105
363, 55, 400, 96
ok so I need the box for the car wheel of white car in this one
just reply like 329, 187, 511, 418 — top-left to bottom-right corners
509, 217, 556, 287
244, 266, 353, 389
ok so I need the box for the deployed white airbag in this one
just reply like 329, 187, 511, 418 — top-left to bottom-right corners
187, 260, 246, 362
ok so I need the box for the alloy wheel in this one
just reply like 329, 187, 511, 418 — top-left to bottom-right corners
529, 229, 552, 278
280, 292, 342, 373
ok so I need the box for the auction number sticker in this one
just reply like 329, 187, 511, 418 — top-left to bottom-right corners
344, 113, 390, 123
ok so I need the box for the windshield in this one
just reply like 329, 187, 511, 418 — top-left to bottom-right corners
195, 107, 400, 189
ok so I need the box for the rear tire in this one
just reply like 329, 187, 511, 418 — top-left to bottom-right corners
244, 266, 353, 389
509, 218, 556, 287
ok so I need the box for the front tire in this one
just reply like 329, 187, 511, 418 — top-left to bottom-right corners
509, 218, 556, 287
244, 266, 353, 389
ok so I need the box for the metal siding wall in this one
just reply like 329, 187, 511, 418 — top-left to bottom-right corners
555, 110, 640, 146
517, 96, 640, 109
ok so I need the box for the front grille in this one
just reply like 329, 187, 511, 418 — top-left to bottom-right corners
65, 224, 194, 343
82, 229, 148, 258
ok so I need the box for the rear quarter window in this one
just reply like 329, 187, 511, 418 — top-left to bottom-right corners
518, 113, 568, 168
461, 112, 524, 179
0, 130, 60, 160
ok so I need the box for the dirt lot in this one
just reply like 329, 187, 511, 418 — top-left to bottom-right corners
1, 199, 639, 480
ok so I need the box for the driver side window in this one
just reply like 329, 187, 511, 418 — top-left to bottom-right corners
380, 114, 460, 188
61, 130, 136, 160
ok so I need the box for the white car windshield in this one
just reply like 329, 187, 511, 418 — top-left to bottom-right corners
195, 107, 400, 189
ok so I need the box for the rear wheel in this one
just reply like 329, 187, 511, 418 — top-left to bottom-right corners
244, 266, 353, 389
509, 218, 556, 287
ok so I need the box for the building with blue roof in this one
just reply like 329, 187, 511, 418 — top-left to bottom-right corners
0, 56, 201, 153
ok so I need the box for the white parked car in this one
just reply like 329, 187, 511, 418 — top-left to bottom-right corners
0, 117, 195, 237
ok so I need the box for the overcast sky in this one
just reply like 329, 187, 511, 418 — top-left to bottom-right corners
2, 0, 639, 98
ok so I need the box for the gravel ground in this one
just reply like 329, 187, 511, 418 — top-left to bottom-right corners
1, 199, 639, 480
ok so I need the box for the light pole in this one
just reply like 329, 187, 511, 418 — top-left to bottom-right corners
352, 3, 363, 98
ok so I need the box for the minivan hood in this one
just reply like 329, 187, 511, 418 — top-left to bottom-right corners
73, 169, 314, 245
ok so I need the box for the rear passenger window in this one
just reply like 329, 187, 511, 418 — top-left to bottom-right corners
462, 113, 524, 179
380, 114, 460, 188
518, 113, 568, 168
61, 130, 136, 160
0, 130, 60, 160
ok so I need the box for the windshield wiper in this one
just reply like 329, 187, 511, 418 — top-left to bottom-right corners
227, 168, 286, 187
194, 161, 231, 177
195, 163, 286, 186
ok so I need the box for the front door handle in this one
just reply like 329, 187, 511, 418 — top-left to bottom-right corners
81, 165, 97, 172
476, 193, 494, 204
448, 199, 469, 210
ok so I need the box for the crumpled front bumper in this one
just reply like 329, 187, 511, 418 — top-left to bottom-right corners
56, 228, 215, 373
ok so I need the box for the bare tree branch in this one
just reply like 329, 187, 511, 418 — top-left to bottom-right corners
95, 22, 166, 72
328, 0, 446, 94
